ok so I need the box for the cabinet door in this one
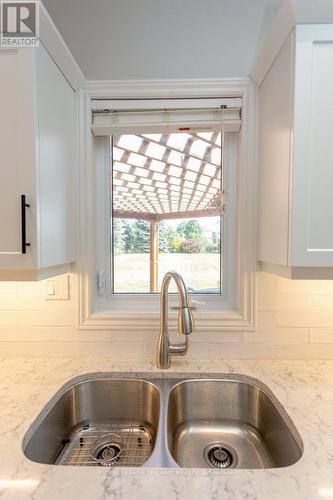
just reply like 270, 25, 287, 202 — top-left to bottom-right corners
0, 49, 36, 268
291, 25, 333, 266
258, 34, 294, 266
36, 45, 76, 268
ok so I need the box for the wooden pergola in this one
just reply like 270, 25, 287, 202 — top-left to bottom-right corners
112, 131, 223, 291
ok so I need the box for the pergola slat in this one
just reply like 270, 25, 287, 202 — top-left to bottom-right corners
112, 132, 223, 219
113, 208, 221, 222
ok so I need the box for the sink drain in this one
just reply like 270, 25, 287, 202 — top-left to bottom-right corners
96, 443, 122, 465
91, 433, 124, 466
204, 443, 234, 469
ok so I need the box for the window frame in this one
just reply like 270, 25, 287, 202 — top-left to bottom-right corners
78, 79, 257, 332
96, 132, 234, 308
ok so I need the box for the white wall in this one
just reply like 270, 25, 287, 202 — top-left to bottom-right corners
0, 272, 333, 358
42, 0, 282, 80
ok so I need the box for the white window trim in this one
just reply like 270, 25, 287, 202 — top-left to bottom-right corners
78, 78, 257, 332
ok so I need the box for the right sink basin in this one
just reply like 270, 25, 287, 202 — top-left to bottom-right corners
167, 378, 303, 469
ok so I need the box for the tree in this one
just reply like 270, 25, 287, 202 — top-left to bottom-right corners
159, 222, 176, 253
113, 219, 125, 254
132, 219, 150, 253
177, 219, 203, 240
123, 221, 134, 253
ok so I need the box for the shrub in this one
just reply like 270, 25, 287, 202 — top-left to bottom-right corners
182, 239, 203, 253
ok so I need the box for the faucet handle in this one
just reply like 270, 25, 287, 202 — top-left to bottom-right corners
190, 299, 205, 308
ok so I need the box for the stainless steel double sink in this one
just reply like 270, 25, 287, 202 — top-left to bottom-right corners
23, 373, 303, 469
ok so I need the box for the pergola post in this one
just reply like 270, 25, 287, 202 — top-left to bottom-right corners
150, 221, 159, 292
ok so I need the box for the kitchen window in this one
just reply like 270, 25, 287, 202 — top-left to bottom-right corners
79, 88, 256, 331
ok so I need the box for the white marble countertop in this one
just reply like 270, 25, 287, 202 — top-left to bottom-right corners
0, 357, 332, 500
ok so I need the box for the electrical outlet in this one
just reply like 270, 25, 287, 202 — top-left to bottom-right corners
45, 275, 70, 300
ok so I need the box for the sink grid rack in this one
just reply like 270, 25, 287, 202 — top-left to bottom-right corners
56, 422, 153, 467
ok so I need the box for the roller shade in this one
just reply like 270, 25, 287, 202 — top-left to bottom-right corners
91, 98, 242, 135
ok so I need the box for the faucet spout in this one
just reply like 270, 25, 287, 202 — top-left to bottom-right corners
156, 271, 195, 369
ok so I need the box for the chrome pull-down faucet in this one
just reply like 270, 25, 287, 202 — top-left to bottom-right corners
157, 271, 195, 369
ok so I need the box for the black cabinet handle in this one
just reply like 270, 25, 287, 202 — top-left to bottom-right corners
21, 195, 31, 254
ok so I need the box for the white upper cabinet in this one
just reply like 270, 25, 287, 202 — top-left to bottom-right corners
258, 24, 333, 278
0, 45, 77, 280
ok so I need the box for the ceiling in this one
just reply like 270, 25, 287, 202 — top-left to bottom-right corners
42, 0, 283, 80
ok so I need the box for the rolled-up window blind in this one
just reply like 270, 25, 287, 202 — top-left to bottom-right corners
91, 98, 242, 135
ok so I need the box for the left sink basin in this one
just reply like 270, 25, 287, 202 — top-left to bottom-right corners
23, 377, 160, 467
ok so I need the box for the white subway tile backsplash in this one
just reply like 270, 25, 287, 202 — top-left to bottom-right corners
15, 309, 76, 327
257, 274, 276, 294
191, 332, 244, 343
277, 310, 333, 328
0, 282, 19, 295
0, 326, 79, 342
143, 342, 157, 359
307, 295, 333, 311
276, 278, 333, 295
0, 342, 20, 356
257, 310, 276, 328
0, 311, 20, 326
0, 341, 79, 357
78, 342, 145, 358
16, 341, 79, 357
0, 296, 40, 310
243, 328, 309, 344
276, 343, 333, 359
79, 330, 153, 343
309, 329, 333, 343
184, 342, 212, 359
258, 294, 309, 311
0, 272, 332, 358
209, 343, 277, 359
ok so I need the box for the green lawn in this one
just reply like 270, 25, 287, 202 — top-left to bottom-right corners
113, 253, 221, 293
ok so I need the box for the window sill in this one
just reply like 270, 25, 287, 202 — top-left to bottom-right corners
78, 309, 256, 332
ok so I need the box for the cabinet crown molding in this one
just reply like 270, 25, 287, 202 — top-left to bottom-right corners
251, 0, 333, 86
